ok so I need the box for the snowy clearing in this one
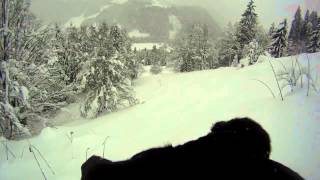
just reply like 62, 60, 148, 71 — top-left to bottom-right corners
1, 53, 320, 180
131, 43, 164, 51
128, 29, 150, 38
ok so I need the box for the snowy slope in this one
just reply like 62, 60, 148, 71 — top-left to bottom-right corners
64, 5, 111, 28
1, 53, 320, 180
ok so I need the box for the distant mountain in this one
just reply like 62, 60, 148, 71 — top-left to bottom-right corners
31, 0, 221, 42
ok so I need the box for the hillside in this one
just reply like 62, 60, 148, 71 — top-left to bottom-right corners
0, 53, 320, 180
32, 0, 221, 42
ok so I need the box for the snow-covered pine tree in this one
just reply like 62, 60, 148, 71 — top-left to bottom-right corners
125, 52, 143, 79
174, 23, 213, 72
306, 22, 314, 53
308, 22, 320, 53
150, 45, 159, 65
268, 23, 276, 53
236, 0, 258, 58
301, 10, 310, 52
80, 25, 137, 118
57, 25, 84, 85
288, 6, 303, 55
269, 23, 276, 38
270, 19, 288, 58
309, 11, 318, 30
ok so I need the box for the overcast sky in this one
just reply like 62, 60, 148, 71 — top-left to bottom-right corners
30, 0, 319, 28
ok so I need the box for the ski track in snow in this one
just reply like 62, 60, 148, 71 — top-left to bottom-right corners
0, 54, 320, 180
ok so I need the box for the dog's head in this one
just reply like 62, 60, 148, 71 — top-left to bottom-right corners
211, 118, 271, 159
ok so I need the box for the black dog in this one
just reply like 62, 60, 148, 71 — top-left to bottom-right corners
81, 118, 304, 180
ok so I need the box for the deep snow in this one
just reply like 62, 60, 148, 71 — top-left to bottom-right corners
0, 53, 320, 180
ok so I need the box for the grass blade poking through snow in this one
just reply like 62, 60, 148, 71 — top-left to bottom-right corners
295, 56, 304, 88
268, 59, 284, 101
28, 140, 55, 180
102, 136, 110, 158
251, 79, 276, 99
31, 145, 55, 175
29, 146, 47, 180
1, 140, 16, 160
66, 131, 74, 159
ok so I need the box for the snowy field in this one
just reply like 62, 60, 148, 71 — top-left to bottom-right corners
1, 53, 320, 180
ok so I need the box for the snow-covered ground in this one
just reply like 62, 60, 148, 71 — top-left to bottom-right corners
1, 53, 320, 180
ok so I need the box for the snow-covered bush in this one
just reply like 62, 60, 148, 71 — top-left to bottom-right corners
231, 55, 239, 67
276, 56, 318, 95
7, 55, 75, 135
80, 53, 137, 119
76, 24, 139, 118
125, 53, 143, 79
277, 59, 303, 93
243, 39, 264, 65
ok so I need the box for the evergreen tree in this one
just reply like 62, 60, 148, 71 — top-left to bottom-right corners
80, 25, 138, 118
306, 22, 314, 53
268, 23, 276, 37
236, 0, 258, 57
301, 10, 310, 40
174, 23, 213, 72
308, 22, 320, 53
309, 11, 318, 30
271, 19, 288, 58
150, 45, 159, 65
288, 6, 303, 54
301, 10, 310, 52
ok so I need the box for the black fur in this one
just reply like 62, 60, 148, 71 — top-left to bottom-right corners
81, 118, 304, 180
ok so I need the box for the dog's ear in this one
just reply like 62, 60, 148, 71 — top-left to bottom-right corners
211, 121, 227, 133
